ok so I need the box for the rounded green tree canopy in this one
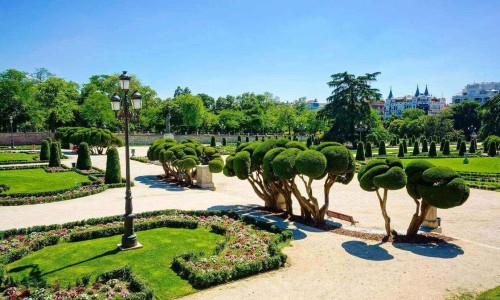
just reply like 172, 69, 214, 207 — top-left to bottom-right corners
358, 158, 407, 192
233, 151, 251, 180
271, 148, 301, 180
295, 150, 327, 179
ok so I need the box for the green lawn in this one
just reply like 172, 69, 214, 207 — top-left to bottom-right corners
7, 227, 224, 299
401, 157, 500, 173
0, 152, 37, 162
0, 168, 90, 194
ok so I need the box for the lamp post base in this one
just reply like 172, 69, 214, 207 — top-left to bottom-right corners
118, 242, 143, 251
118, 233, 142, 251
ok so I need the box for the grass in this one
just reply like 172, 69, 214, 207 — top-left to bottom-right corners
447, 286, 500, 300
7, 227, 224, 299
0, 152, 37, 162
401, 157, 500, 173
0, 168, 90, 194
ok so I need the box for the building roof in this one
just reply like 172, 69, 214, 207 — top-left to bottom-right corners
424, 85, 429, 96
415, 85, 420, 97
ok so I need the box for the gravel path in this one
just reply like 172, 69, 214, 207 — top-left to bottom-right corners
0, 146, 498, 299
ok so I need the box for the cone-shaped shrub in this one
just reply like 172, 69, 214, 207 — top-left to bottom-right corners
56, 141, 62, 158
49, 142, 61, 167
255, 136, 259, 141
76, 142, 92, 170
412, 141, 420, 156
440, 139, 444, 151
365, 142, 372, 158
237, 135, 242, 143
459, 141, 466, 156
422, 139, 428, 153
456, 138, 461, 150
222, 137, 227, 146
245, 136, 249, 142
105, 147, 121, 184
429, 142, 437, 157
443, 140, 450, 155
396, 136, 400, 144
469, 140, 476, 153
306, 137, 312, 148
210, 136, 216, 147
40, 140, 50, 161
403, 139, 408, 153
355, 142, 365, 161
45, 137, 52, 145
398, 143, 404, 158
488, 141, 497, 157
379, 141, 386, 156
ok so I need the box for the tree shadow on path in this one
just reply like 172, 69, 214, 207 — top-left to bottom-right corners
342, 241, 394, 261
134, 175, 185, 192
392, 241, 464, 259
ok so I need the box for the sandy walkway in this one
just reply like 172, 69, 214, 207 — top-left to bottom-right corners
0, 146, 499, 299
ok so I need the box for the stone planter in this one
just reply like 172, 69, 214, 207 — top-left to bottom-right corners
195, 165, 215, 190
421, 206, 442, 233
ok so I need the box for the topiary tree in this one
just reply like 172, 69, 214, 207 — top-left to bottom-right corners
488, 140, 497, 157
306, 137, 312, 148
459, 141, 466, 156
48, 142, 61, 167
442, 140, 450, 155
45, 137, 52, 145
422, 139, 428, 153
358, 158, 407, 236
379, 140, 386, 156
58, 127, 123, 155
412, 141, 420, 156
440, 138, 445, 152
428, 142, 437, 157
210, 136, 216, 147
456, 138, 461, 150
237, 135, 242, 143
222, 137, 227, 146
365, 142, 372, 158
403, 139, 408, 153
255, 136, 259, 141
105, 147, 121, 184
245, 136, 249, 143
40, 140, 50, 161
76, 142, 92, 170
56, 141, 62, 158
356, 142, 365, 161
405, 160, 470, 235
397, 143, 404, 158
469, 140, 476, 153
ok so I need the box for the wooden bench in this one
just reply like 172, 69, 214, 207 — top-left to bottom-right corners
326, 210, 358, 226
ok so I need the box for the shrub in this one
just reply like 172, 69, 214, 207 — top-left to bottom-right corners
222, 137, 227, 146
105, 147, 121, 184
237, 135, 242, 143
56, 127, 123, 155
459, 141, 466, 156
469, 140, 476, 153
365, 142, 372, 158
412, 141, 420, 156
358, 158, 407, 236
488, 140, 497, 157
76, 142, 92, 170
210, 136, 216, 147
378, 140, 386, 156
208, 159, 224, 173
49, 142, 61, 167
403, 139, 407, 153
428, 142, 437, 157
306, 137, 312, 148
440, 139, 445, 151
295, 150, 327, 179
40, 140, 50, 161
397, 143, 404, 158
422, 139, 428, 152
233, 151, 251, 180
405, 160, 470, 235
355, 142, 365, 161
442, 140, 450, 155
245, 136, 249, 142
456, 138, 461, 150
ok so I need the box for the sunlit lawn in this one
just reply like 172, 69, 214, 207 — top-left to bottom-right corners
0, 152, 37, 162
401, 157, 500, 173
7, 227, 224, 299
0, 168, 90, 194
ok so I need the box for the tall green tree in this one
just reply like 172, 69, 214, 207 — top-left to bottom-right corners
320, 72, 382, 144
174, 94, 205, 132
450, 100, 481, 135
479, 95, 500, 139
80, 92, 116, 128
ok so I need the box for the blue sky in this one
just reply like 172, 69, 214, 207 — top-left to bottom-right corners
0, 0, 498, 102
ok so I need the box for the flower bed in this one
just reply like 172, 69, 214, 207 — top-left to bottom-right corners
130, 156, 150, 163
0, 210, 292, 296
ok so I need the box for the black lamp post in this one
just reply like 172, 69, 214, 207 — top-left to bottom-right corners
9, 116, 14, 149
468, 125, 477, 140
355, 122, 367, 141
110, 71, 143, 250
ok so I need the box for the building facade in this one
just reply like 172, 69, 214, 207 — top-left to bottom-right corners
371, 100, 385, 118
306, 99, 326, 110
384, 85, 447, 119
452, 82, 500, 105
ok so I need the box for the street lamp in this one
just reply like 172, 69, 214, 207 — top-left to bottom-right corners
355, 122, 367, 141
9, 116, 14, 149
110, 71, 142, 250
468, 125, 477, 140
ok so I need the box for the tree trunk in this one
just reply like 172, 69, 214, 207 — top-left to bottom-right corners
376, 189, 391, 236
407, 200, 431, 236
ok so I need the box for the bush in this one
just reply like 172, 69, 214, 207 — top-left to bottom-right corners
238, 135, 242, 142
40, 140, 50, 161
210, 136, 216, 147
245, 136, 249, 142
76, 142, 92, 170
397, 143, 404, 158
49, 142, 61, 167
105, 147, 121, 184
233, 151, 251, 180
208, 159, 224, 173
459, 141, 466, 156
456, 138, 461, 150
488, 140, 497, 157
272, 148, 300, 180
378, 140, 386, 156
295, 150, 327, 179
442, 140, 450, 155
365, 142, 372, 158
428, 142, 437, 157
222, 137, 227, 146
403, 139, 407, 153
412, 141, 420, 156
306, 137, 312, 148
469, 140, 476, 153
440, 139, 445, 151
355, 142, 365, 161
422, 139, 428, 153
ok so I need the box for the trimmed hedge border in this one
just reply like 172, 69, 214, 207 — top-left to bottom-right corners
0, 209, 292, 294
